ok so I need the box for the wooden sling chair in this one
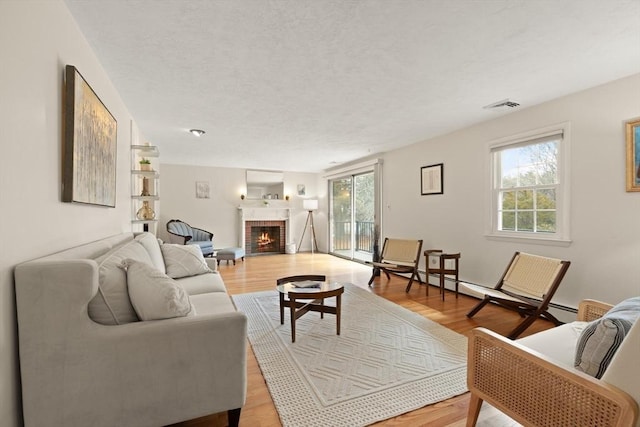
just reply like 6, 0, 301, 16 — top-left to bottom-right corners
459, 252, 571, 339
368, 238, 423, 292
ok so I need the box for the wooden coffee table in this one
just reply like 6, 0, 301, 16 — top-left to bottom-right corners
277, 281, 344, 343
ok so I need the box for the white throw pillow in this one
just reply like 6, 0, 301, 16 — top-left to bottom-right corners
161, 243, 213, 279
88, 240, 152, 325
121, 259, 195, 321
135, 232, 166, 273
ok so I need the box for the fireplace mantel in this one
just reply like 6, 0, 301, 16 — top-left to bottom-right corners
238, 207, 291, 251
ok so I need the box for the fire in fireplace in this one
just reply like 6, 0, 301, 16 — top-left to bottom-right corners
250, 226, 281, 254
245, 220, 286, 256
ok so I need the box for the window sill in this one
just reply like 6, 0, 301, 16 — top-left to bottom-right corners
485, 233, 572, 247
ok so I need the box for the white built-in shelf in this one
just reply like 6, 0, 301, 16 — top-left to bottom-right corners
131, 170, 160, 178
132, 195, 159, 201
131, 145, 159, 157
131, 144, 159, 233
132, 219, 158, 225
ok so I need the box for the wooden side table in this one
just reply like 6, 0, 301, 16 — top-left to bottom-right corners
425, 249, 461, 301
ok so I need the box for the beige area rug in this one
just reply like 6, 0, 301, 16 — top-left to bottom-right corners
232, 284, 468, 427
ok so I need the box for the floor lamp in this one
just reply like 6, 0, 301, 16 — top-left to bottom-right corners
298, 199, 319, 253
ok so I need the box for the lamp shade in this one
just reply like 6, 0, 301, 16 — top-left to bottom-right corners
303, 199, 318, 211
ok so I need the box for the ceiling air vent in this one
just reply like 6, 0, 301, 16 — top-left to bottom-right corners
482, 99, 521, 110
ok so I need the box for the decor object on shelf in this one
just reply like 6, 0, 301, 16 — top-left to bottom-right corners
166, 219, 214, 257
626, 117, 640, 192
232, 284, 467, 427
62, 65, 117, 207
14, 232, 247, 427
139, 158, 151, 171
459, 251, 570, 339
136, 200, 155, 220
298, 199, 318, 253
420, 162, 443, 195
367, 238, 423, 291
466, 298, 639, 427
140, 176, 151, 196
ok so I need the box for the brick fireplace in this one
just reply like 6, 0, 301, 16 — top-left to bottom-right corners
238, 207, 291, 256
245, 221, 286, 255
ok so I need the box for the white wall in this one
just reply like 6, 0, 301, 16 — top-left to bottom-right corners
158, 164, 321, 251
378, 74, 640, 311
0, 1, 139, 424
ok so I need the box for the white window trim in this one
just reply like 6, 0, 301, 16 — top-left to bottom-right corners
485, 122, 572, 246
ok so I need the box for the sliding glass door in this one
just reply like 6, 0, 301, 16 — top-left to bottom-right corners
329, 169, 378, 263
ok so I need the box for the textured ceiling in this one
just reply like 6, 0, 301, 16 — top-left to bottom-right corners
64, 0, 640, 172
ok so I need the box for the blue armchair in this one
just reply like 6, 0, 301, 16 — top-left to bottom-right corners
166, 219, 215, 256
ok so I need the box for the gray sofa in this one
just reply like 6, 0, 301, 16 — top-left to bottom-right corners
14, 232, 247, 427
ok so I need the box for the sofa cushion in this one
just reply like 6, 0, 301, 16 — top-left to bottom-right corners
88, 240, 153, 325
177, 272, 227, 296
575, 296, 640, 378
518, 321, 588, 368
189, 292, 238, 316
161, 243, 213, 279
135, 232, 166, 273
121, 259, 195, 321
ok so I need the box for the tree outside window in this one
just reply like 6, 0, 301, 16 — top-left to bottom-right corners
495, 139, 559, 234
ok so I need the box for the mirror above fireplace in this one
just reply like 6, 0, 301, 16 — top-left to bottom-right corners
246, 170, 284, 200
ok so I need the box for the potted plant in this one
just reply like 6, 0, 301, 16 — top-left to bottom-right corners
139, 158, 151, 171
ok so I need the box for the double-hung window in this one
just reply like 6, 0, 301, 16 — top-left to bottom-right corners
489, 124, 570, 244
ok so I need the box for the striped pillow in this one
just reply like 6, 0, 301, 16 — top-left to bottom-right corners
575, 297, 640, 378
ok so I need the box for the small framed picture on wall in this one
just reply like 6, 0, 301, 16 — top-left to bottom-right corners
421, 163, 443, 195
195, 181, 210, 199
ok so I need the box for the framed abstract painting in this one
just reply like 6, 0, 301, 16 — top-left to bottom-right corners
63, 65, 117, 206
626, 118, 640, 192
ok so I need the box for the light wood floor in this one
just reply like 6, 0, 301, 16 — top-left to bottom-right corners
172, 253, 554, 427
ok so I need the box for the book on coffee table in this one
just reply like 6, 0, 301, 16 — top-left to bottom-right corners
293, 280, 322, 288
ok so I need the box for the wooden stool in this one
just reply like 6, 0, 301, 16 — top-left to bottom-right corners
425, 249, 461, 301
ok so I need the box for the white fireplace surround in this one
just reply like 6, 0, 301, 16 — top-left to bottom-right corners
238, 207, 291, 251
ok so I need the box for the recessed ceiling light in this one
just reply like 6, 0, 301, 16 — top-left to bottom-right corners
189, 129, 205, 137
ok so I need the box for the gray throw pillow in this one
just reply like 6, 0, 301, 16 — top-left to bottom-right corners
161, 243, 213, 279
574, 296, 640, 378
121, 259, 195, 321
